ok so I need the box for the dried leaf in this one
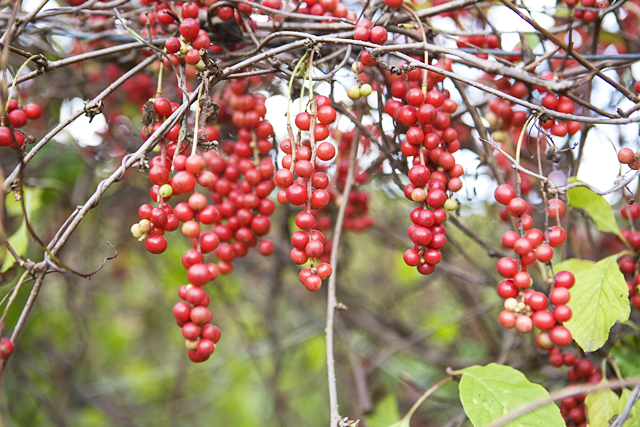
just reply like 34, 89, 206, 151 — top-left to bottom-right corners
200, 98, 220, 126
141, 100, 155, 128
518, 32, 536, 66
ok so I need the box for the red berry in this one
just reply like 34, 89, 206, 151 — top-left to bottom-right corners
317, 106, 336, 125
0, 338, 14, 359
548, 227, 567, 247
8, 109, 27, 128
497, 280, 519, 298
550, 287, 570, 305
24, 103, 41, 120
618, 148, 635, 165
496, 257, 518, 278
499, 311, 517, 328
532, 310, 555, 330
179, 18, 200, 40
494, 184, 516, 205
621, 203, 640, 220
316, 142, 336, 161
145, 235, 167, 254
536, 244, 554, 263
555, 271, 575, 289
550, 325, 573, 346
508, 197, 528, 217
554, 305, 572, 322
548, 198, 566, 217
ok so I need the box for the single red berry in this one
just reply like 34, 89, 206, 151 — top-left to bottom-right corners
548, 227, 567, 247
0, 338, 14, 359
24, 103, 41, 120
494, 184, 516, 205
499, 311, 517, 329
179, 18, 200, 40
535, 244, 554, 263
496, 257, 518, 278
497, 280, 518, 298
554, 305, 572, 322
550, 325, 573, 346
555, 270, 575, 289
145, 235, 167, 254
532, 310, 555, 330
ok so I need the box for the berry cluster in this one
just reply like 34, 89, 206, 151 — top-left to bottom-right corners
493, 184, 574, 347
164, 7, 211, 71
456, 34, 500, 59
614, 159, 640, 309
616, 247, 640, 310
274, 95, 337, 291
565, 0, 608, 22
389, 83, 462, 275
0, 100, 41, 149
539, 95, 581, 137
293, 0, 355, 20
548, 351, 601, 427
132, 82, 276, 362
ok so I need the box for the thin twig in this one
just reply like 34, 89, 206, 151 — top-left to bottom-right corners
326, 129, 359, 427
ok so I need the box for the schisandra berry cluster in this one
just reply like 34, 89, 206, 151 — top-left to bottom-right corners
391, 86, 463, 275
615, 148, 640, 309
163, 7, 211, 72
493, 184, 575, 348
547, 351, 601, 427
274, 95, 337, 292
0, 100, 41, 149
131, 85, 276, 363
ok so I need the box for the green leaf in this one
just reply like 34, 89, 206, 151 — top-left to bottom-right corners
585, 387, 620, 427
563, 254, 631, 352
610, 335, 640, 378
567, 178, 623, 239
553, 258, 595, 275
458, 363, 565, 427
0, 221, 28, 273
619, 388, 640, 427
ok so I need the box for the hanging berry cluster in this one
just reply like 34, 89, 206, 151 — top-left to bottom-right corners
274, 94, 337, 292
164, 8, 211, 71
131, 81, 276, 362
613, 149, 640, 310
493, 183, 575, 347
388, 77, 463, 275
0, 100, 41, 150
546, 350, 601, 427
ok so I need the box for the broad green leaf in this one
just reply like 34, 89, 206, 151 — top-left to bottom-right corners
459, 363, 565, 427
553, 258, 595, 274
619, 388, 640, 427
585, 387, 620, 427
0, 221, 28, 273
610, 335, 640, 378
563, 254, 630, 352
567, 178, 623, 239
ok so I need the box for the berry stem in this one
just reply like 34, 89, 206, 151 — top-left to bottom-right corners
5, 55, 38, 109
191, 75, 206, 156
401, 3, 429, 95
287, 52, 308, 170
156, 56, 164, 97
